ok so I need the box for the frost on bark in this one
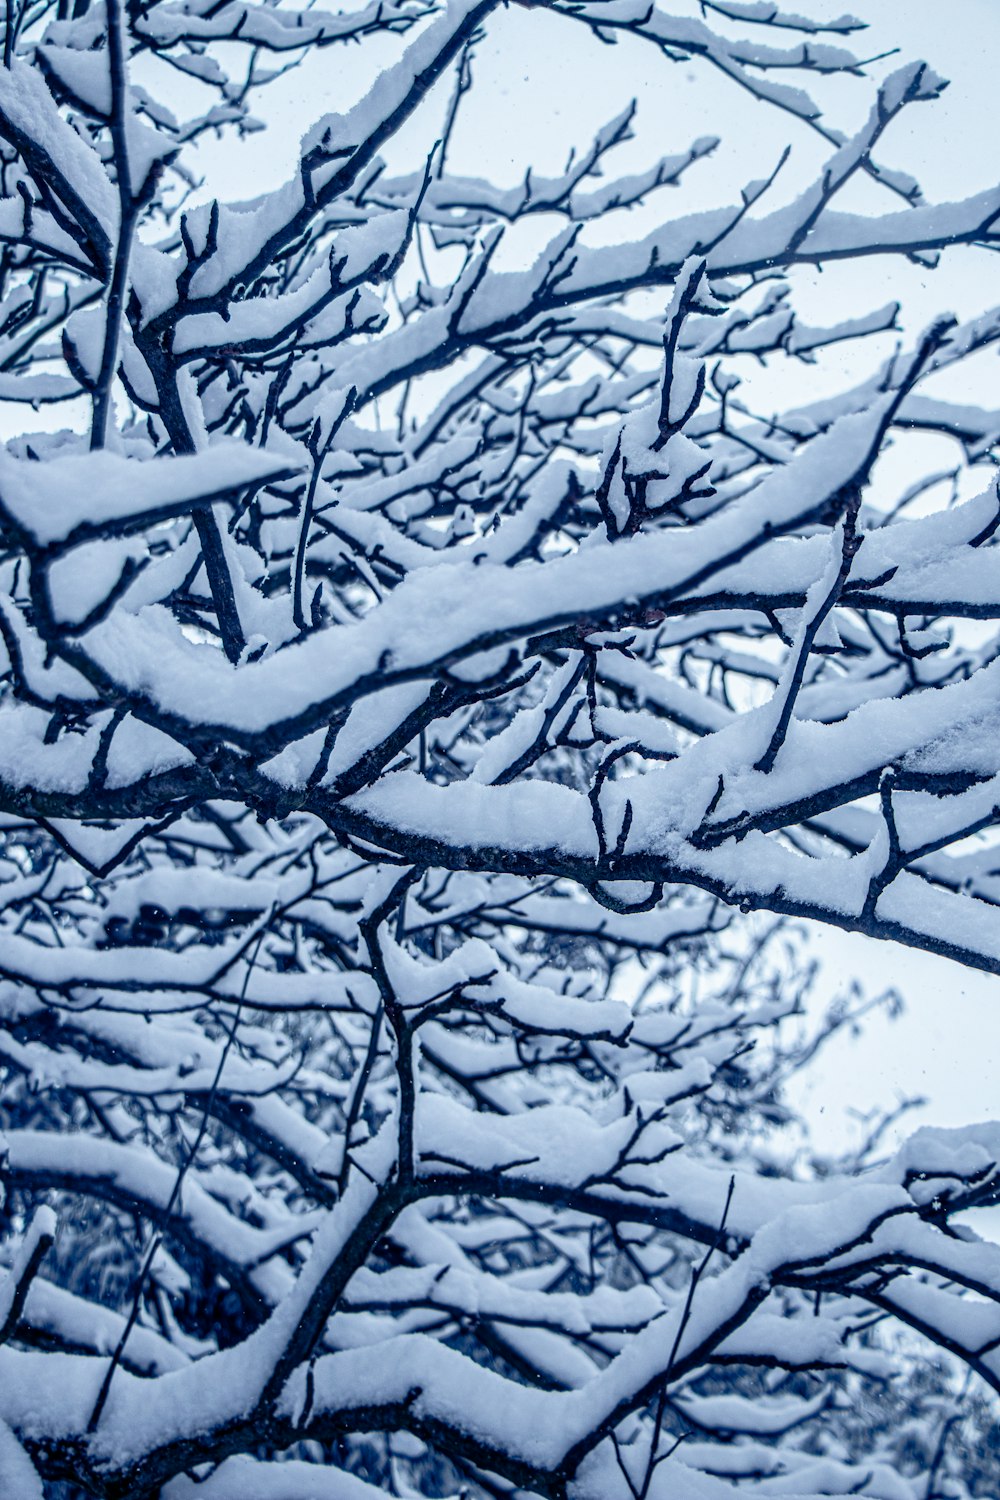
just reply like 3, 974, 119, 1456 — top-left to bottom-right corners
0, 0, 999, 1495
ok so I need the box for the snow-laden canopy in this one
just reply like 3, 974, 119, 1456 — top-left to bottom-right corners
0, 0, 998, 1494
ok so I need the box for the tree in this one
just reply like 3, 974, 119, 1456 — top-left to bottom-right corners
0, 0, 999, 1494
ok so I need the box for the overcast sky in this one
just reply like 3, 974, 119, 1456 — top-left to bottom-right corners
82, 1, 1000, 1188
158, 0, 1000, 1172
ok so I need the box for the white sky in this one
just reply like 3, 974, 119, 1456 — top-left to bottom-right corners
49, 2, 1000, 1174
170, 0, 1000, 1171
333, 0, 1000, 1169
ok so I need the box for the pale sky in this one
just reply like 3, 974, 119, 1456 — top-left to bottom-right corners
40, 1, 1000, 1183
149, 0, 1000, 1179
